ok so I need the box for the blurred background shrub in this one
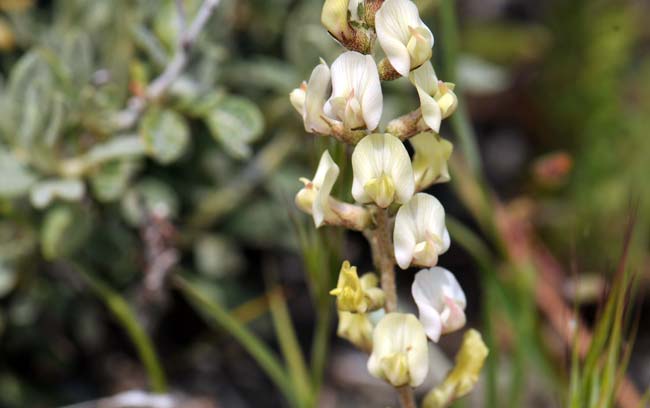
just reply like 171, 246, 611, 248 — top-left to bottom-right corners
0, 0, 649, 407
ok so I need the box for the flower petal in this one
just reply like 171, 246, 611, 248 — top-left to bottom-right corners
410, 132, 453, 188
394, 201, 417, 269
290, 83, 306, 115
361, 54, 383, 130
312, 151, 340, 227
417, 85, 442, 132
327, 51, 383, 130
351, 134, 413, 206
412, 267, 466, 342
304, 61, 332, 134
409, 61, 438, 96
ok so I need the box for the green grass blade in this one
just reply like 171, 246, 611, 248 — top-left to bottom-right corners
173, 274, 296, 405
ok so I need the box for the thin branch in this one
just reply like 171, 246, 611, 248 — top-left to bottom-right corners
113, 0, 221, 130
175, 0, 187, 33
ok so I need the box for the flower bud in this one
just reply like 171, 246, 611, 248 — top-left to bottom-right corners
411, 267, 466, 342
322, 0, 372, 53
394, 193, 450, 270
337, 311, 373, 351
410, 132, 453, 190
423, 329, 488, 408
321, 0, 352, 41
330, 261, 385, 313
352, 133, 414, 208
375, 0, 434, 77
367, 313, 429, 387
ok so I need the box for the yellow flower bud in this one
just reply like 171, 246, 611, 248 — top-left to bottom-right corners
337, 311, 373, 351
423, 329, 489, 408
410, 132, 453, 190
322, 0, 352, 42
330, 261, 385, 313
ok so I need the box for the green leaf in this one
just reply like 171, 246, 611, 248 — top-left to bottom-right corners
194, 234, 245, 279
40, 205, 92, 260
140, 108, 190, 164
89, 159, 141, 203
0, 263, 18, 298
121, 178, 179, 226
203, 95, 264, 159
0, 148, 37, 198
6, 51, 57, 148
29, 179, 85, 209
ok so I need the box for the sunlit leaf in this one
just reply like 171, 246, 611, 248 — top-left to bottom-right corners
29, 179, 85, 209
194, 234, 244, 279
0, 148, 37, 198
121, 178, 179, 226
203, 95, 264, 159
40, 204, 92, 260
89, 159, 141, 202
140, 108, 190, 164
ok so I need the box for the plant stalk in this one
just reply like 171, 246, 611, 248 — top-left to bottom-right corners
369, 207, 416, 408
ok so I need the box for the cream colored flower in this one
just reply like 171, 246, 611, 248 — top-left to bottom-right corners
375, 0, 434, 77
410, 132, 453, 190
367, 313, 429, 387
423, 329, 488, 408
290, 60, 332, 134
410, 62, 458, 132
412, 267, 466, 342
295, 150, 339, 227
329, 261, 385, 313
394, 193, 450, 269
321, 0, 352, 41
337, 311, 373, 351
324, 51, 383, 131
351, 133, 414, 208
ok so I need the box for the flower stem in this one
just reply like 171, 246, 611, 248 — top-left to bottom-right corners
372, 207, 397, 312
369, 207, 416, 408
398, 386, 417, 408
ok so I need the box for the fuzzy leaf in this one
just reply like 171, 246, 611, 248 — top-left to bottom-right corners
203, 96, 264, 159
140, 108, 190, 164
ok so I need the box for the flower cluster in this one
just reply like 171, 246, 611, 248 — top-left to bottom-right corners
291, 0, 486, 404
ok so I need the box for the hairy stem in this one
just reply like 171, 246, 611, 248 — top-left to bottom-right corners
368, 207, 416, 407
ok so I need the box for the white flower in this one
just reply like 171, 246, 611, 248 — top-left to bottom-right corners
375, 0, 434, 77
367, 313, 429, 387
351, 133, 414, 208
324, 51, 383, 131
410, 132, 453, 190
295, 150, 339, 227
412, 267, 466, 342
290, 60, 332, 134
394, 193, 450, 269
410, 61, 458, 132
